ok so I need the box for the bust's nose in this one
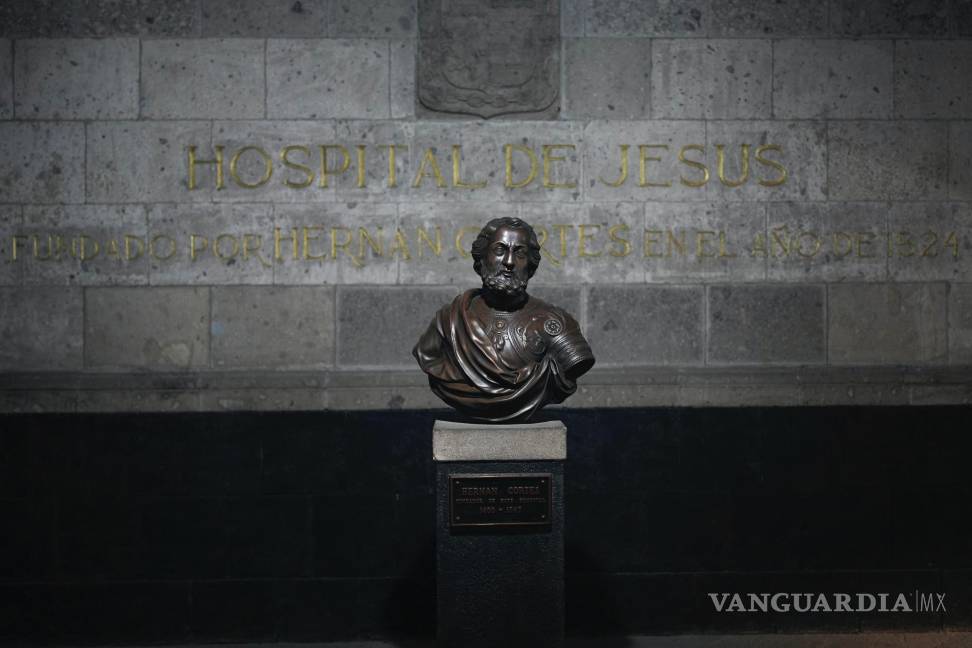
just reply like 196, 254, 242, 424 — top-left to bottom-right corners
501, 249, 516, 268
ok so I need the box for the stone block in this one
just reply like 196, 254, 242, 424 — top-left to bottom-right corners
586, 286, 704, 366
390, 39, 415, 119
0, 206, 22, 285
87, 121, 213, 203
706, 120, 827, 201
708, 285, 825, 364
896, 41, 972, 118
708, 0, 826, 36
433, 420, 566, 461
952, 122, 972, 201
20, 205, 148, 285
831, 0, 949, 36
202, 0, 328, 36
337, 286, 459, 367
396, 202, 517, 285
520, 202, 646, 284
84, 287, 210, 369
582, 120, 708, 203
587, 0, 705, 36
949, 284, 972, 364
528, 286, 582, 325
331, 0, 415, 37
773, 40, 892, 119
146, 204, 274, 285
409, 120, 583, 203
643, 202, 766, 283
14, 38, 138, 119
888, 202, 972, 282
0, 287, 82, 370
0, 39, 11, 118
828, 121, 948, 201
828, 283, 947, 364
272, 202, 399, 285
563, 38, 649, 120
766, 202, 888, 282
0, 122, 84, 203
211, 286, 335, 368
141, 39, 265, 119
75, 0, 200, 37
267, 39, 390, 119
651, 39, 771, 119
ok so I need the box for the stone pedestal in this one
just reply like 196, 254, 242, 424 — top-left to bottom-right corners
433, 419, 565, 648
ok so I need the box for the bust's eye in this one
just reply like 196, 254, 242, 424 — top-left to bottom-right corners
513, 248, 527, 258
491, 243, 507, 255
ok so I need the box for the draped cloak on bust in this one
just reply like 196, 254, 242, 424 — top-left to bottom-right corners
413, 289, 595, 423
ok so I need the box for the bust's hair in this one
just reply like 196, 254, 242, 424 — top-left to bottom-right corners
471, 217, 542, 278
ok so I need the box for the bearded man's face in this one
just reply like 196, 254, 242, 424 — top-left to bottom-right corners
480, 226, 531, 298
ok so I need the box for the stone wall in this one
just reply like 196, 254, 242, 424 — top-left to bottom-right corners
1, 0, 971, 411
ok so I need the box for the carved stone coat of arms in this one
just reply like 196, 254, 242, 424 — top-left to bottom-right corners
418, 0, 560, 118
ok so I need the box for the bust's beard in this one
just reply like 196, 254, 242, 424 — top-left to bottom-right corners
482, 271, 528, 298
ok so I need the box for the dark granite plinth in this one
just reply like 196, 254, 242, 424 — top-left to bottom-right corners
434, 420, 566, 648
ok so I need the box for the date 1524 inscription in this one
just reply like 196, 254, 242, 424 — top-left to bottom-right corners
449, 474, 552, 528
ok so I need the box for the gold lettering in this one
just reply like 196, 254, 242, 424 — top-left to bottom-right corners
856, 232, 875, 258
305, 226, 327, 261
945, 231, 959, 258
188, 145, 225, 190
638, 144, 671, 187
385, 144, 405, 188
281, 145, 314, 189
599, 145, 629, 187
666, 230, 686, 257
833, 231, 854, 258
578, 224, 601, 257
229, 146, 273, 189
716, 144, 750, 188
389, 229, 411, 260
795, 231, 821, 259
750, 232, 767, 257
504, 144, 538, 188
553, 224, 573, 258
718, 231, 736, 258
189, 234, 209, 261
894, 231, 915, 257
451, 145, 487, 189
418, 226, 442, 257
755, 144, 787, 186
771, 227, 790, 257
214, 234, 239, 260
242, 234, 272, 268
696, 230, 717, 260
11, 234, 27, 261
358, 227, 384, 258
72, 234, 99, 261
644, 230, 663, 258
319, 145, 351, 188
150, 234, 177, 260
608, 224, 631, 257
920, 231, 939, 257
678, 144, 709, 188
330, 227, 359, 265
356, 145, 367, 188
412, 147, 446, 188
454, 226, 479, 258
274, 227, 299, 261
541, 144, 577, 189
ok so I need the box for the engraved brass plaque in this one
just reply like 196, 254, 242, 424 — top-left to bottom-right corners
449, 473, 552, 527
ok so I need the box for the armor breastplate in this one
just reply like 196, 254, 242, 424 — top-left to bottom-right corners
472, 296, 565, 367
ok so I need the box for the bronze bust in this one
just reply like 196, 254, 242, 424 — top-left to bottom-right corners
413, 217, 595, 422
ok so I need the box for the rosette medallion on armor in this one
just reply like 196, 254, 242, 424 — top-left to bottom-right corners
413, 217, 595, 423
